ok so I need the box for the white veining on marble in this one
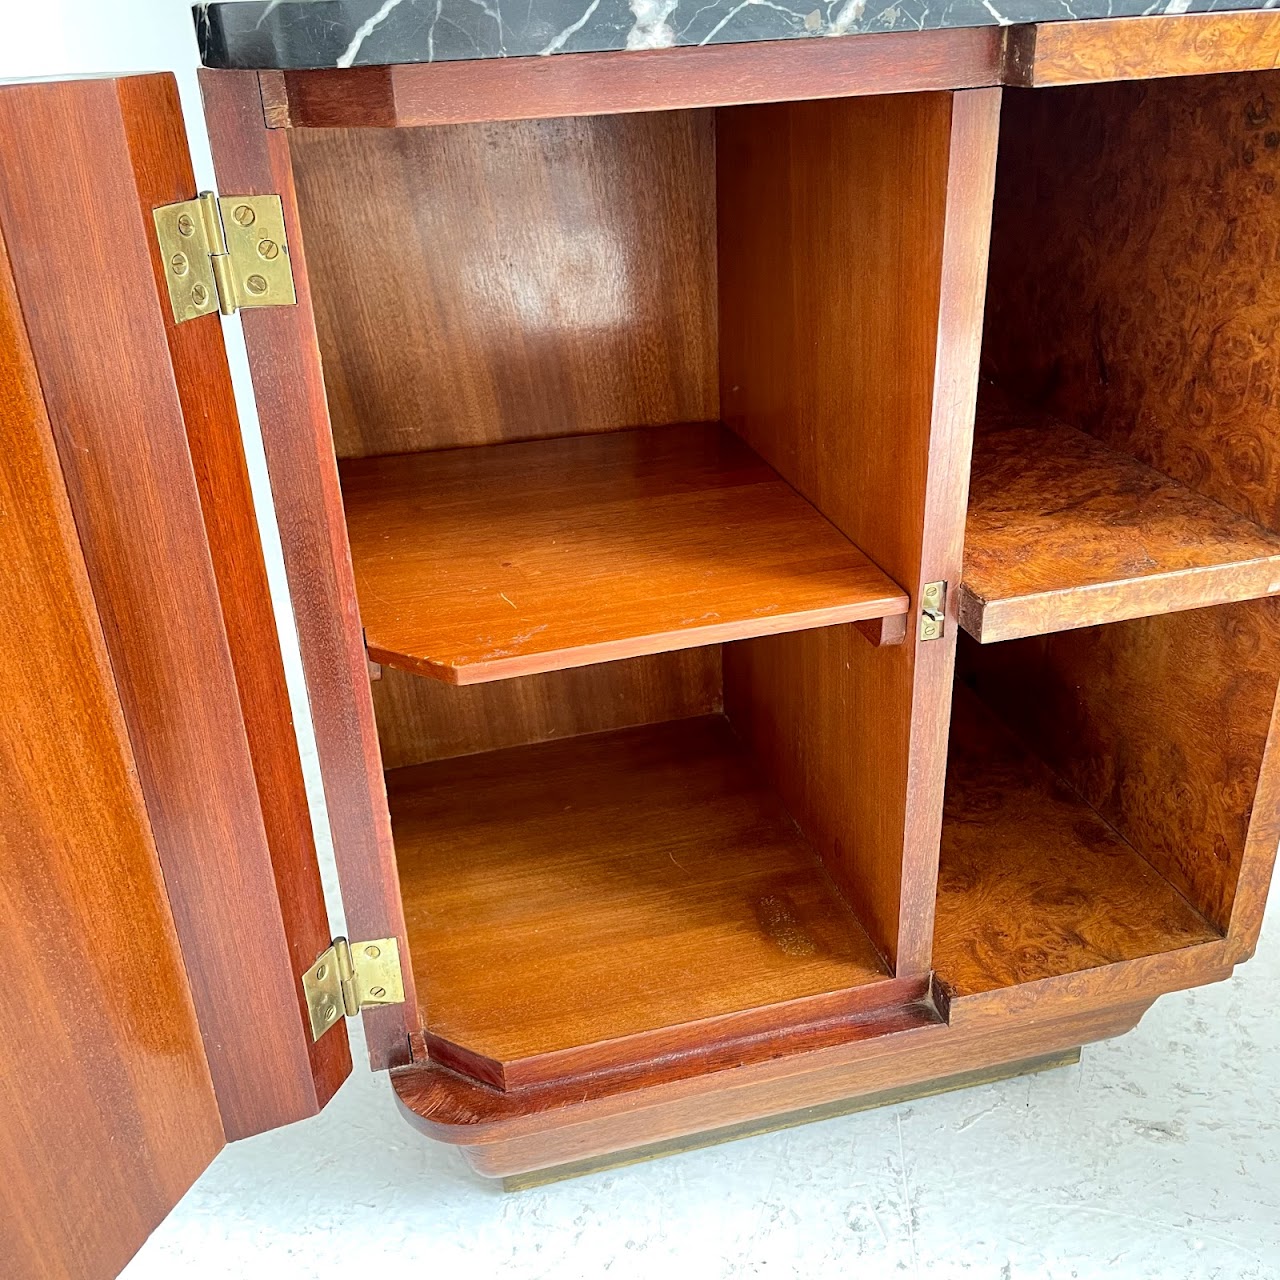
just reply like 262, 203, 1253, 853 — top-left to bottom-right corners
337, 0, 407, 66
626, 0, 681, 49
540, 0, 604, 55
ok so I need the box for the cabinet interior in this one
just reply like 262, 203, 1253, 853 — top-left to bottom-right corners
285, 73, 1280, 1090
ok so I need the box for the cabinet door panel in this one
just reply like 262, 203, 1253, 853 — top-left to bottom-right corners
0, 213, 224, 1280
0, 74, 350, 1143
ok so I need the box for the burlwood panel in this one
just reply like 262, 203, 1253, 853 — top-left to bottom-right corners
717, 89, 1000, 974
114, 74, 351, 1110
263, 26, 1006, 129
201, 68, 417, 1069
959, 599, 1280, 934
0, 76, 338, 1136
289, 112, 718, 458
1008, 12, 1280, 87
373, 648, 722, 769
984, 72, 1280, 537
0, 217, 223, 1280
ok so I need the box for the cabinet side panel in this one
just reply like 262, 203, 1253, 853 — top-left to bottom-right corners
0, 76, 327, 1136
288, 113, 719, 459
114, 74, 351, 1109
718, 90, 999, 973
0, 221, 224, 1280
200, 68, 416, 1069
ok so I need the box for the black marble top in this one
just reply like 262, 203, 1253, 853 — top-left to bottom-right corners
195, 0, 1260, 71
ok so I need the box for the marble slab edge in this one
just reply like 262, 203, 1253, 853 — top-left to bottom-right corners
193, 0, 1268, 71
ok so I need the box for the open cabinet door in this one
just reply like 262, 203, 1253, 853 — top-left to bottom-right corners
0, 74, 351, 1278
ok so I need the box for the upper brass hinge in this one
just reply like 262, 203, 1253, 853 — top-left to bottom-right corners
152, 191, 297, 324
920, 580, 947, 641
301, 936, 405, 1041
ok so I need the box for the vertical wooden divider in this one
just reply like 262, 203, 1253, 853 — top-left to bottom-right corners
200, 68, 417, 1070
718, 89, 1000, 975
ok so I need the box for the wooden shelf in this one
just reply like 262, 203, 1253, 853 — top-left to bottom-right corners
340, 423, 909, 684
933, 687, 1220, 999
388, 716, 901, 1088
958, 391, 1280, 643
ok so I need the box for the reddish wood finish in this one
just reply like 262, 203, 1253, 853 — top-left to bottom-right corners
372, 649, 722, 770
288, 112, 718, 458
342, 424, 909, 684
960, 389, 1280, 643
114, 73, 351, 1113
392, 997, 1151, 1176
263, 27, 1006, 129
0, 75, 339, 1136
960, 600, 1280, 936
1007, 12, 1280, 87
934, 687, 1220, 999
717, 89, 1000, 974
201, 67, 416, 1070
390, 716, 899, 1088
0, 206, 225, 1280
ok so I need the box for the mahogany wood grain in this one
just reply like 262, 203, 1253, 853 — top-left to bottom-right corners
0, 75, 333, 1136
391, 716, 895, 1087
200, 68, 417, 1070
0, 208, 224, 1280
717, 89, 1000, 974
1007, 12, 1280, 87
342, 424, 909, 684
265, 27, 1006, 129
114, 73, 351, 1113
288, 113, 718, 458
372, 648, 722, 769
933, 686, 1219, 999
985, 73, 1280, 539
959, 600, 1280, 935
960, 388, 1280, 643
392, 996, 1152, 1175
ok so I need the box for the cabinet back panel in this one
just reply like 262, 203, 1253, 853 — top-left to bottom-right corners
958, 600, 1280, 933
984, 72, 1280, 533
372, 647, 722, 768
288, 113, 719, 458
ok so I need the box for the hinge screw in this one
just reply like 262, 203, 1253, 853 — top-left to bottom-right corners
231, 204, 256, 227
257, 239, 280, 260
245, 274, 269, 296
191, 283, 209, 308
176, 213, 195, 237
315, 963, 328, 981
364, 945, 381, 959
369, 986, 387, 999
170, 252, 189, 277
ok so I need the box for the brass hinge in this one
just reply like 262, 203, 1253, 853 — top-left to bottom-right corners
920, 580, 947, 641
152, 191, 296, 324
301, 936, 405, 1041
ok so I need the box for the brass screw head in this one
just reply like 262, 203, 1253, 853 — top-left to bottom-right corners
315, 963, 328, 981
257, 238, 280, 261
245, 274, 269, 296
369, 986, 387, 999
364, 945, 381, 959
232, 203, 256, 227
170, 252, 189, 276
176, 212, 195, 237
321, 1000, 336, 1023
190, 283, 209, 307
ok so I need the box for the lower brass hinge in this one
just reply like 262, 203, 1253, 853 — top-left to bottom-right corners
302, 936, 405, 1041
920, 580, 947, 641
152, 191, 296, 324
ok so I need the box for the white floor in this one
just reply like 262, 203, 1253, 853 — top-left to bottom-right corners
123, 900, 1280, 1279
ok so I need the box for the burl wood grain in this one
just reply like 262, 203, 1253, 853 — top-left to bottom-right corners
372, 648, 721, 769
1008, 12, 1280, 88
0, 75, 337, 1136
265, 27, 1005, 129
0, 216, 223, 1280
959, 600, 1280, 934
717, 90, 1000, 973
390, 716, 895, 1087
201, 69, 417, 1070
934, 687, 1219, 998
288, 112, 717, 458
960, 388, 1280, 642
985, 72, 1280, 538
341, 424, 909, 684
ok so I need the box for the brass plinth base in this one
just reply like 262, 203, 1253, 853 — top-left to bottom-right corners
502, 1046, 1081, 1191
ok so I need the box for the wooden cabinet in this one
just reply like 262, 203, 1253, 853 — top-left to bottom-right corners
5, 12, 1280, 1277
